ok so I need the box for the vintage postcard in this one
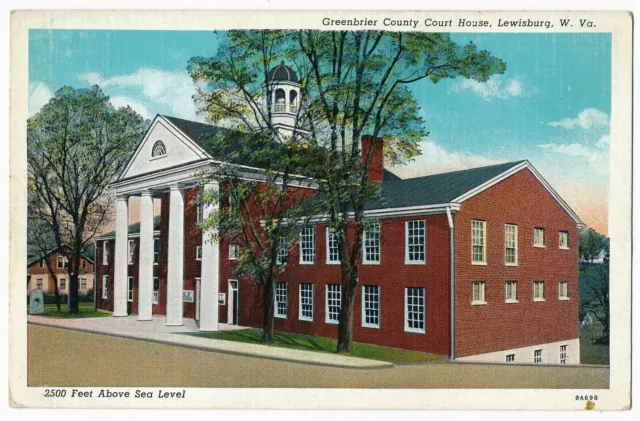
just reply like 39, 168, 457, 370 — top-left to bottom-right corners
8, 9, 632, 410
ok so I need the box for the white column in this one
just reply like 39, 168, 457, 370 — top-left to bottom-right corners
137, 189, 154, 321
166, 184, 184, 326
199, 182, 220, 331
113, 195, 129, 317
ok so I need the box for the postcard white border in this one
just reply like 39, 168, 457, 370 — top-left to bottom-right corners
8, 9, 632, 410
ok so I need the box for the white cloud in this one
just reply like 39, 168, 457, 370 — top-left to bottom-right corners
28, 82, 53, 117
596, 134, 610, 149
547, 108, 609, 130
536, 142, 607, 166
390, 140, 503, 179
78, 68, 202, 121
109, 96, 151, 119
451, 75, 524, 101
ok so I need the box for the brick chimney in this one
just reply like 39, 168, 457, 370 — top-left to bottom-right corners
361, 135, 384, 182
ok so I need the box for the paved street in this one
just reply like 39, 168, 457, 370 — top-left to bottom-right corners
28, 324, 609, 389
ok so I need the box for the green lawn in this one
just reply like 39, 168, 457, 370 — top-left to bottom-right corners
580, 323, 609, 365
192, 328, 446, 363
40, 302, 111, 318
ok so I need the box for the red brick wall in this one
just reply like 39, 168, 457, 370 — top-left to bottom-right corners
230, 214, 452, 356
454, 168, 580, 357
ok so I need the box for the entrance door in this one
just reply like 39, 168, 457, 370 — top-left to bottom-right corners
229, 280, 239, 325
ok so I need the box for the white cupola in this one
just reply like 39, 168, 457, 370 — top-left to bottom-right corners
266, 61, 301, 132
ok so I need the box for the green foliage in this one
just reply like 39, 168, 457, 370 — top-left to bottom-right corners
579, 228, 609, 262
579, 259, 610, 345
28, 85, 148, 313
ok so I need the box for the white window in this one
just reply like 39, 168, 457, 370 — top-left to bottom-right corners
299, 283, 314, 321
151, 140, 166, 157
534, 349, 542, 364
153, 238, 160, 265
128, 239, 135, 265
127, 277, 134, 302
533, 227, 545, 247
326, 228, 340, 264
472, 281, 486, 305
103, 241, 109, 265
153, 277, 160, 304
80, 276, 87, 290
361, 285, 380, 328
195, 245, 202, 261
274, 282, 288, 318
405, 287, 426, 333
405, 220, 426, 264
102, 275, 108, 299
472, 220, 487, 264
276, 238, 289, 266
533, 281, 545, 301
505, 281, 518, 302
560, 345, 568, 364
57, 255, 64, 268
559, 231, 569, 249
196, 203, 204, 225
363, 222, 381, 264
299, 226, 315, 264
36, 278, 43, 289
59, 277, 66, 290
229, 244, 240, 260
506, 354, 515, 362
325, 284, 341, 324
505, 224, 518, 265
558, 281, 569, 300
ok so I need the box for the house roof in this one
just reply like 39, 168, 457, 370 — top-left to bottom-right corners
368, 161, 526, 209
98, 215, 162, 240
27, 245, 96, 268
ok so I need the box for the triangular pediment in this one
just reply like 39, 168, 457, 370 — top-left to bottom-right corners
118, 115, 212, 180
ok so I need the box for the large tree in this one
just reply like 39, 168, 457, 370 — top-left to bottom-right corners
27, 85, 147, 313
189, 30, 320, 342
189, 30, 505, 352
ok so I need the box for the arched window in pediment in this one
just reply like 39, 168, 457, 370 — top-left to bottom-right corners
151, 140, 166, 157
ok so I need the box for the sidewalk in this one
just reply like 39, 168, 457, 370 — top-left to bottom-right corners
28, 315, 393, 369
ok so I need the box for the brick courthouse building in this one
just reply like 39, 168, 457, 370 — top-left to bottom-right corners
96, 65, 583, 364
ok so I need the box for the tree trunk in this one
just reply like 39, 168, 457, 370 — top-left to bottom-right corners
337, 276, 357, 353
68, 271, 79, 314
44, 260, 61, 312
262, 276, 276, 343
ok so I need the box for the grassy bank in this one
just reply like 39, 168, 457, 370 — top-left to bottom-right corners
40, 302, 111, 318
580, 323, 609, 365
193, 328, 446, 364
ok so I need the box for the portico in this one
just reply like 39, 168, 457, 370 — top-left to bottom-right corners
107, 115, 225, 331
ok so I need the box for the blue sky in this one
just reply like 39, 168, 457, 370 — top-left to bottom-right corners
28, 30, 611, 233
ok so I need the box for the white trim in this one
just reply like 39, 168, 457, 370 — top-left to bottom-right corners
299, 226, 315, 265
274, 282, 288, 319
362, 222, 381, 265
127, 276, 134, 302
405, 220, 426, 265
227, 279, 238, 325
298, 283, 314, 322
127, 239, 135, 265
452, 161, 584, 226
102, 241, 109, 265
505, 281, 518, 303
404, 287, 426, 334
471, 220, 487, 265
504, 223, 518, 266
361, 285, 380, 329
102, 275, 109, 299
325, 284, 341, 324
325, 227, 340, 265
533, 281, 545, 302
533, 227, 546, 248
559, 231, 570, 250
558, 280, 570, 300
195, 245, 202, 261
153, 237, 161, 265
471, 281, 486, 305
228, 244, 240, 260
152, 277, 160, 305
